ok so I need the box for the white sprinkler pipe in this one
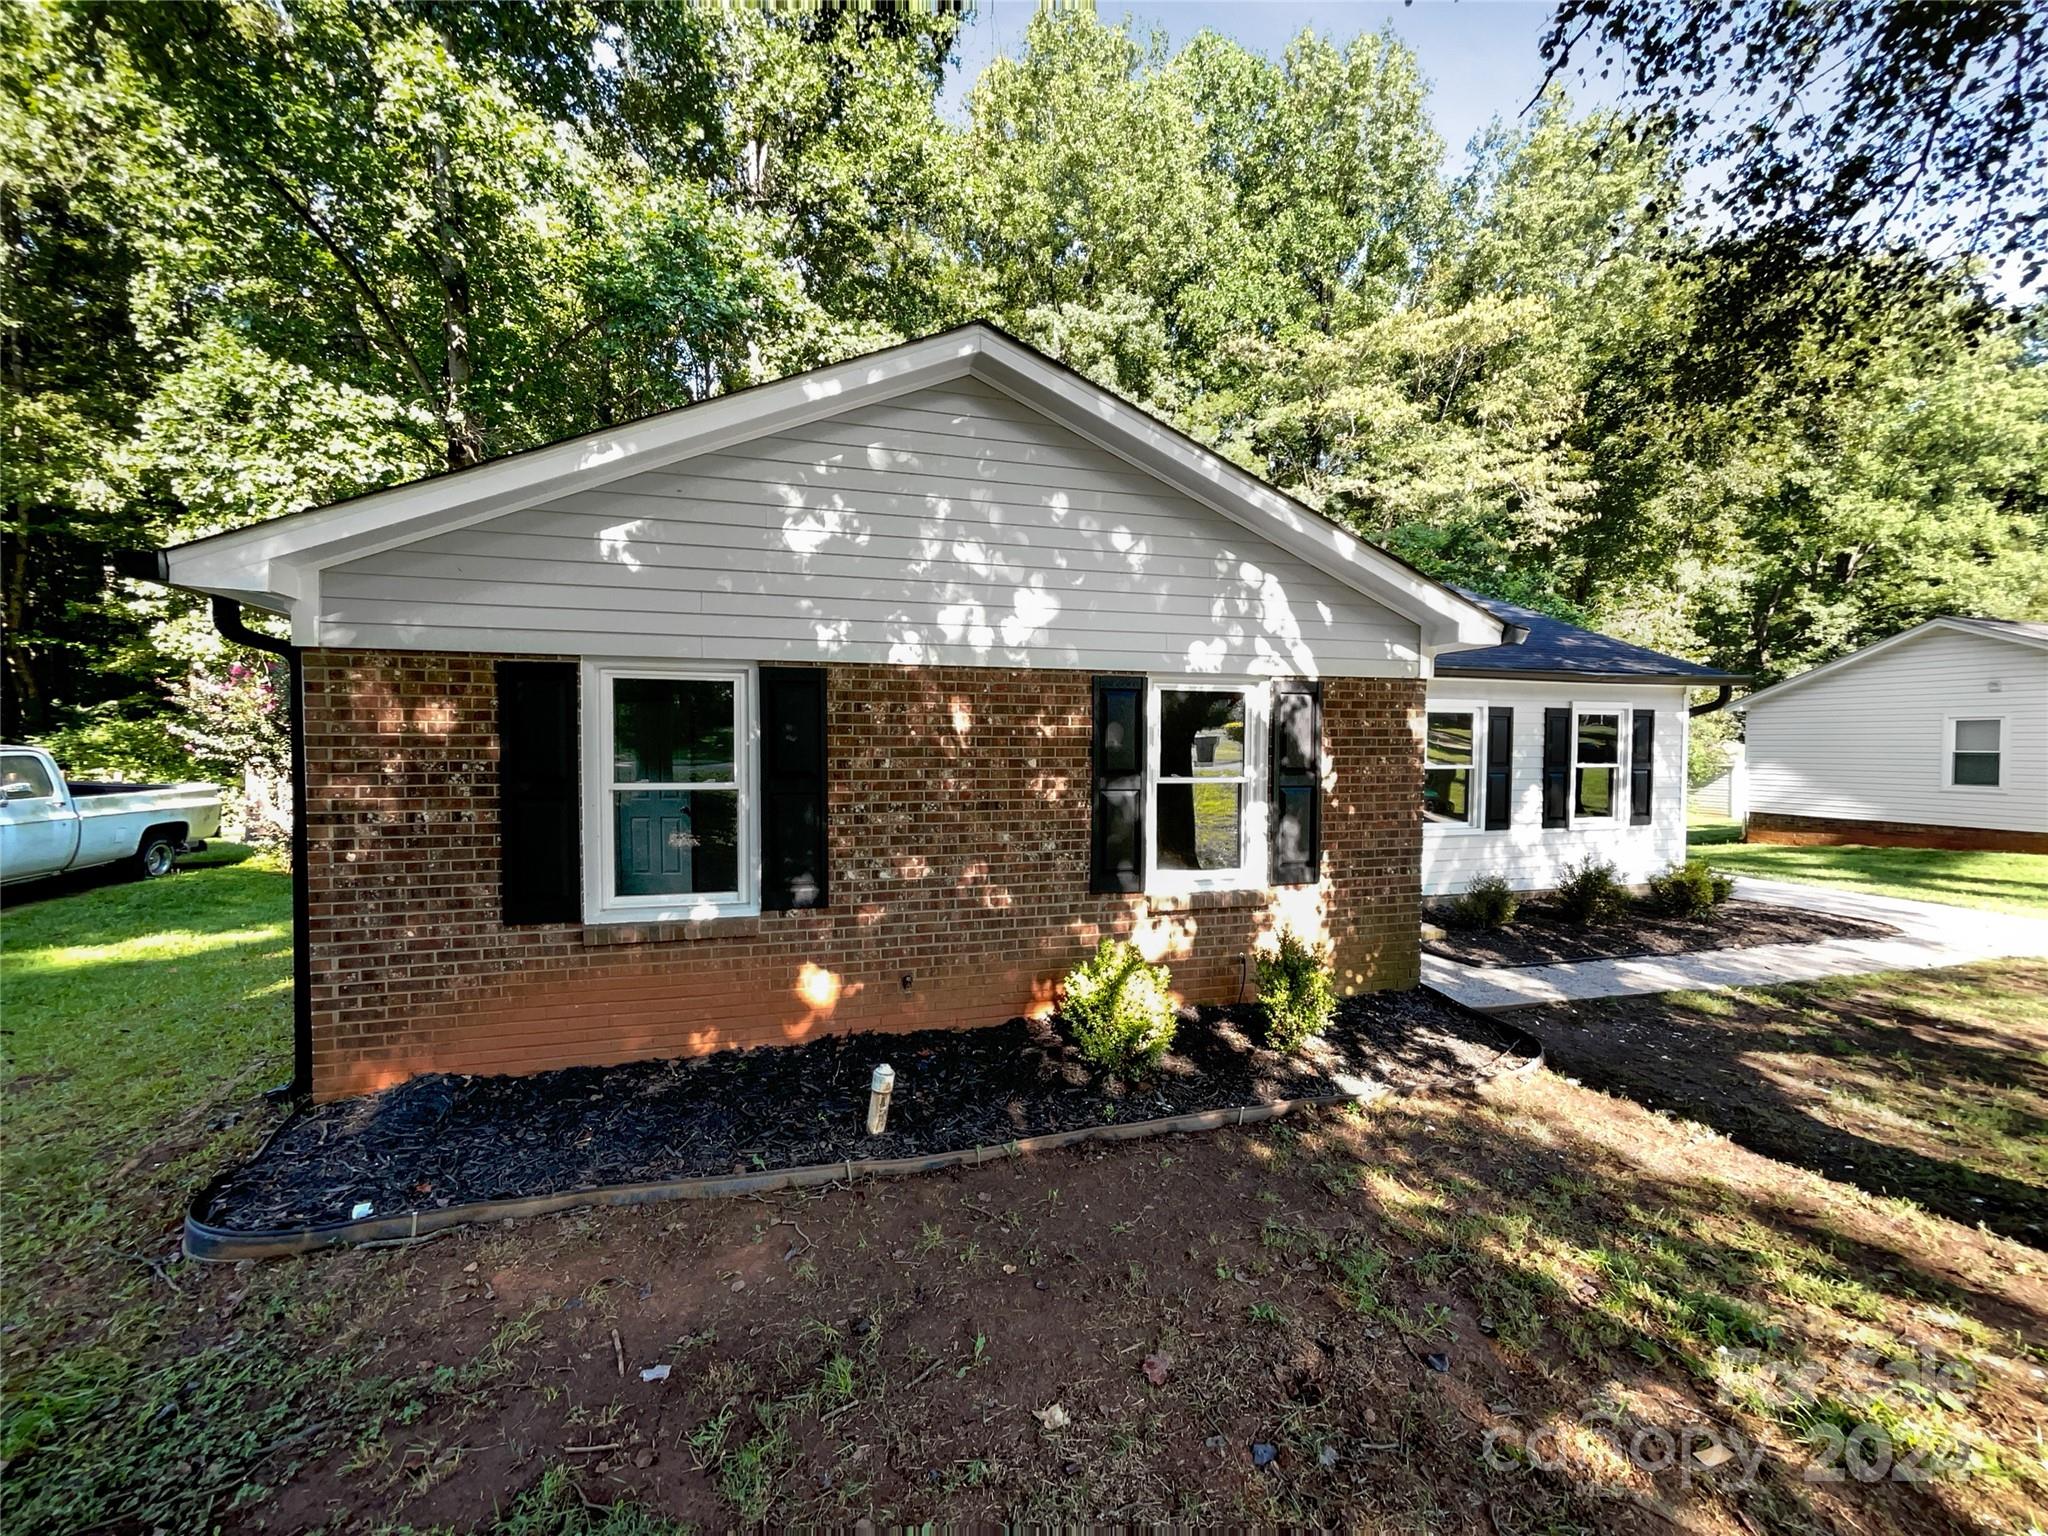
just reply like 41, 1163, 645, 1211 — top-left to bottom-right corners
867, 1063, 895, 1135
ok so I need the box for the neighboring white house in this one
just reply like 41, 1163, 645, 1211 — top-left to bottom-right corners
1693, 741, 1746, 820
1420, 593, 1743, 897
1734, 618, 2048, 852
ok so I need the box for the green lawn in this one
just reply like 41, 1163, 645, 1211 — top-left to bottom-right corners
1688, 823, 2048, 915
0, 849, 407, 1531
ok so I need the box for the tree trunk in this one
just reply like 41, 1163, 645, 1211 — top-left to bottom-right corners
1746, 575, 1787, 675
431, 140, 483, 471
1, 189, 40, 733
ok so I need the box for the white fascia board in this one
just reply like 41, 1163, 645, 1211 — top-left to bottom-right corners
964, 339, 1503, 651
1734, 618, 2045, 712
163, 331, 987, 606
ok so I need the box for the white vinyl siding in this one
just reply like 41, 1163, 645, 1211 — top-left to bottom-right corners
318, 379, 1421, 679
1420, 681, 1691, 897
1743, 628, 2048, 833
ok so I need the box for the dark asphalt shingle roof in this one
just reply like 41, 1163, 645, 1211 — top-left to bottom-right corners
1437, 590, 1745, 684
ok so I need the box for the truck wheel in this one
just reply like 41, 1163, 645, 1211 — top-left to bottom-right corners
132, 833, 178, 880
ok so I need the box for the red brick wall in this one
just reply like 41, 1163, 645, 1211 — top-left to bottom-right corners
302, 652, 1424, 1100
1746, 812, 2048, 855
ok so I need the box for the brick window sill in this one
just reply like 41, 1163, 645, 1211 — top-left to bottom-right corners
1141, 886, 1298, 915
581, 915, 763, 947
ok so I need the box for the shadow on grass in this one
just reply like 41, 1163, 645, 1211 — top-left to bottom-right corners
0, 841, 258, 912
1686, 820, 1745, 846
1505, 967, 2048, 1246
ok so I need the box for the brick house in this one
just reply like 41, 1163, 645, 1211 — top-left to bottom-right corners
143, 324, 1522, 1101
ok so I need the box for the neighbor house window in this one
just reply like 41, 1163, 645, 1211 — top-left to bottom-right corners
1149, 681, 1264, 889
1948, 717, 2003, 788
1574, 710, 1621, 821
585, 662, 756, 922
1423, 710, 1478, 826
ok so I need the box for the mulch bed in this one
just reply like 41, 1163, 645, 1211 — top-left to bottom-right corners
1422, 898, 1896, 968
200, 990, 1526, 1232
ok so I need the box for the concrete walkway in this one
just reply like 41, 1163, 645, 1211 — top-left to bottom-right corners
1423, 876, 2048, 1012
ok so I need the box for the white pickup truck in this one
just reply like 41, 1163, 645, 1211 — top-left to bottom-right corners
0, 745, 222, 886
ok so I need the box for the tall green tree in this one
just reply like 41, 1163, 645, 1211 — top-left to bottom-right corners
3, 0, 2042, 766
1540, 0, 2048, 283
0, 1, 171, 736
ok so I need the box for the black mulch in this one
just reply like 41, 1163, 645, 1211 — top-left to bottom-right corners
1423, 898, 1897, 969
200, 990, 1528, 1232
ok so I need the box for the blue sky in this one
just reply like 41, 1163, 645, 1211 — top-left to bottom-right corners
939, 1, 1611, 162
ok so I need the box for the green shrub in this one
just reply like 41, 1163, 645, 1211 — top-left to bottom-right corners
1554, 858, 1629, 924
1452, 874, 1519, 928
1255, 928, 1336, 1054
1059, 938, 1177, 1074
1648, 858, 1735, 918
37, 703, 203, 784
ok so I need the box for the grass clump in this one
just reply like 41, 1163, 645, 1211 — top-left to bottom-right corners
1554, 857, 1629, 924
1060, 937, 1176, 1074
1648, 858, 1734, 918
1255, 927, 1335, 1054
1452, 873, 1519, 928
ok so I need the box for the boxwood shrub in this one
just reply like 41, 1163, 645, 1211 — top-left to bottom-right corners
1059, 938, 1177, 1074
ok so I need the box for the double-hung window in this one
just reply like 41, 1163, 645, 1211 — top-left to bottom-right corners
1149, 680, 1266, 890
1948, 717, 2003, 788
1573, 710, 1622, 823
585, 662, 757, 922
1423, 709, 1479, 826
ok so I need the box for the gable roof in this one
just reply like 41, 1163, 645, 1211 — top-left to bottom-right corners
1433, 591, 1745, 685
1736, 616, 2048, 712
152, 321, 1505, 653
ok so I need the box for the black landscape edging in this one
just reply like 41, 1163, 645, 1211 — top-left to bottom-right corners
185, 995, 1540, 1262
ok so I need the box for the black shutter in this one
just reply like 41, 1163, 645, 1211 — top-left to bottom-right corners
760, 666, 829, 910
1483, 706, 1513, 831
1270, 679, 1322, 884
1541, 706, 1571, 830
1630, 708, 1655, 825
497, 660, 581, 924
1090, 676, 1146, 894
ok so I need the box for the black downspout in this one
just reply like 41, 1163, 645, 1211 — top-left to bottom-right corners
1689, 683, 1736, 718
210, 596, 312, 1104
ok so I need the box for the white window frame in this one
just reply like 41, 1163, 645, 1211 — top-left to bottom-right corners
1422, 701, 1488, 833
1145, 676, 1269, 894
581, 659, 760, 925
1572, 705, 1626, 828
1943, 713, 2006, 793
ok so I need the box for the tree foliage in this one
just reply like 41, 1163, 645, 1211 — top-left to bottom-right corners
1537, 0, 2048, 285
3, 1, 2042, 761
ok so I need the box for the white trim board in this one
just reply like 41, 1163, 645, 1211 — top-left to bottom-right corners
161, 324, 1505, 656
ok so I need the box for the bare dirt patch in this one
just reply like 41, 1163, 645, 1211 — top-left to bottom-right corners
1425, 898, 1896, 968
233, 1066, 2048, 1535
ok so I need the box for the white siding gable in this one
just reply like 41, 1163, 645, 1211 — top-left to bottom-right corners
1744, 627, 2048, 833
318, 378, 1421, 677
1420, 680, 1692, 897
